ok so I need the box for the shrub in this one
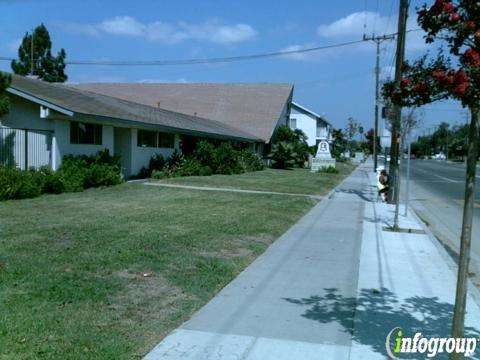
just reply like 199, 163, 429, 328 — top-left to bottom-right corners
166, 149, 184, 167
149, 141, 264, 179
84, 163, 122, 188
199, 166, 212, 176
269, 141, 297, 169
0, 150, 122, 201
214, 143, 243, 175
0, 166, 41, 200
148, 154, 165, 172
177, 158, 202, 176
194, 141, 216, 167
317, 166, 339, 174
238, 150, 265, 172
57, 150, 122, 190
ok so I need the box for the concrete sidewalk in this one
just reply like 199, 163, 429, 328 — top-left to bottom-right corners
145, 161, 480, 359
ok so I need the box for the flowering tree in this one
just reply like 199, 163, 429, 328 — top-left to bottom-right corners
383, 0, 479, 344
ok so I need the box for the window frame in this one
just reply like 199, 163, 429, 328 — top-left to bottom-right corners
137, 130, 175, 149
70, 121, 102, 145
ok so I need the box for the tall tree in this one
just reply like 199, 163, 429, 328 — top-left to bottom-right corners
0, 73, 12, 117
11, 24, 67, 83
382, 0, 480, 346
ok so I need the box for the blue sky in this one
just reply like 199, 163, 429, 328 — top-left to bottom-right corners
0, 0, 469, 136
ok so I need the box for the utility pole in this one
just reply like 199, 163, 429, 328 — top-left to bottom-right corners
364, 34, 395, 173
30, 29, 34, 75
390, 0, 409, 230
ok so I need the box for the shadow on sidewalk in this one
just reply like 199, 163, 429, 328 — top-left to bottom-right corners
284, 288, 480, 359
335, 188, 375, 202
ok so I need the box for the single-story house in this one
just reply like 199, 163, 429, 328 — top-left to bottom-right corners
288, 102, 332, 147
0, 74, 293, 178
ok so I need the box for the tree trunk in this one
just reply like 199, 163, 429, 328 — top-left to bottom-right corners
451, 108, 479, 357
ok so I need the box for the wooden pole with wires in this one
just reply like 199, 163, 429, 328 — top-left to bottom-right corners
390, 0, 408, 230
364, 34, 394, 173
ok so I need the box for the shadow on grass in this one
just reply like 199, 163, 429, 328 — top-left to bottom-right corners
284, 288, 480, 359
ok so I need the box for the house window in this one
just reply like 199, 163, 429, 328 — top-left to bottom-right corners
137, 130, 157, 147
289, 118, 297, 129
137, 130, 175, 148
70, 122, 102, 145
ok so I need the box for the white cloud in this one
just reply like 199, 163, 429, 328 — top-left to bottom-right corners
181, 22, 256, 44
99, 16, 146, 36
280, 44, 321, 61
318, 11, 390, 39
317, 11, 429, 53
64, 16, 256, 45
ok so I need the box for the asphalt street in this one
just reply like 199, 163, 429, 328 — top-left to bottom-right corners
399, 159, 480, 286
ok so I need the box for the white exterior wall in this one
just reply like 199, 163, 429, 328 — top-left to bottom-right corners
129, 128, 179, 176
53, 119, 114, 170
289, 113, 317, 146
1, 96, 54, 169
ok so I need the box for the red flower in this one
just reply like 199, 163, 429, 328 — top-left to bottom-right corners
465, 48, 480, 65
430, 0, 444, 14
465, 21, 477, 31
442, 2, 456, 13
432, 69, 446, 81
454, 70, 469, 84
413, 83, 428, 93
454, 82, 469, 97
449, 13, 461, 22
445, 76, 455, 86
401, 78, 412, 87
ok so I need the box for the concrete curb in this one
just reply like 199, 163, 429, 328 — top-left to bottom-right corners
409, 205, 480, 308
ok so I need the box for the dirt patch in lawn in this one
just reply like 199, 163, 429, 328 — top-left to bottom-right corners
199, 234, 276, 259
108, 270, 190, 354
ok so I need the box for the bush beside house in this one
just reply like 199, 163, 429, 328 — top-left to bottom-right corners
150, 141, 264, 179
268, 125, 311, 169
0, 150, 122, 200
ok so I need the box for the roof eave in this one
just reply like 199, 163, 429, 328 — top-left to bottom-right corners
7, 87, 75, 117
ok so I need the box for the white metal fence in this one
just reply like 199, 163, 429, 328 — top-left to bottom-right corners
0, 127, 53, 170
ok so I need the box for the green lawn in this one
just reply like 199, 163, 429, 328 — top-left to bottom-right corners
154, 162, 355, 196
0, 165, 354, 359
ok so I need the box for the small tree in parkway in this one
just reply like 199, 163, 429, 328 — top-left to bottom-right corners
382, 0, 480, 345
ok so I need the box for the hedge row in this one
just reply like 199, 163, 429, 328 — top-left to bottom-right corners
142, 141, 265, 179
0, 150, 122, 201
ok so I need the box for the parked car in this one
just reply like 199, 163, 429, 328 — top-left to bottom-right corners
434, 153, 446, 160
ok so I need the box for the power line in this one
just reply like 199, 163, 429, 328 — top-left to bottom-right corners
0, 29, 421, 67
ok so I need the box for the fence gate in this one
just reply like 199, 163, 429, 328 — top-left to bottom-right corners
0, 127, 53, 170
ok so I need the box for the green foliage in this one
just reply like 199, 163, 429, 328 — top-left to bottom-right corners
383, 1, 480, 109
269, 141, 297, 169
150, 140, 264, 179
0, 150, 122, 201
238, 150, 265, 172
0, 167, 41, 200
331, 129, 347, 159
0, 72, 11, 117
11, 24, 67, 83
317, 166, 339, 174
269, 125, 310, 168
410, 121, 478, 159
58, 150, 122, 191
213, 143, 243, 174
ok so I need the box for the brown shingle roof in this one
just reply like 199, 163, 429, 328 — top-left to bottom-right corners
71, 83, 293, 142
8, 75, 259, 142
